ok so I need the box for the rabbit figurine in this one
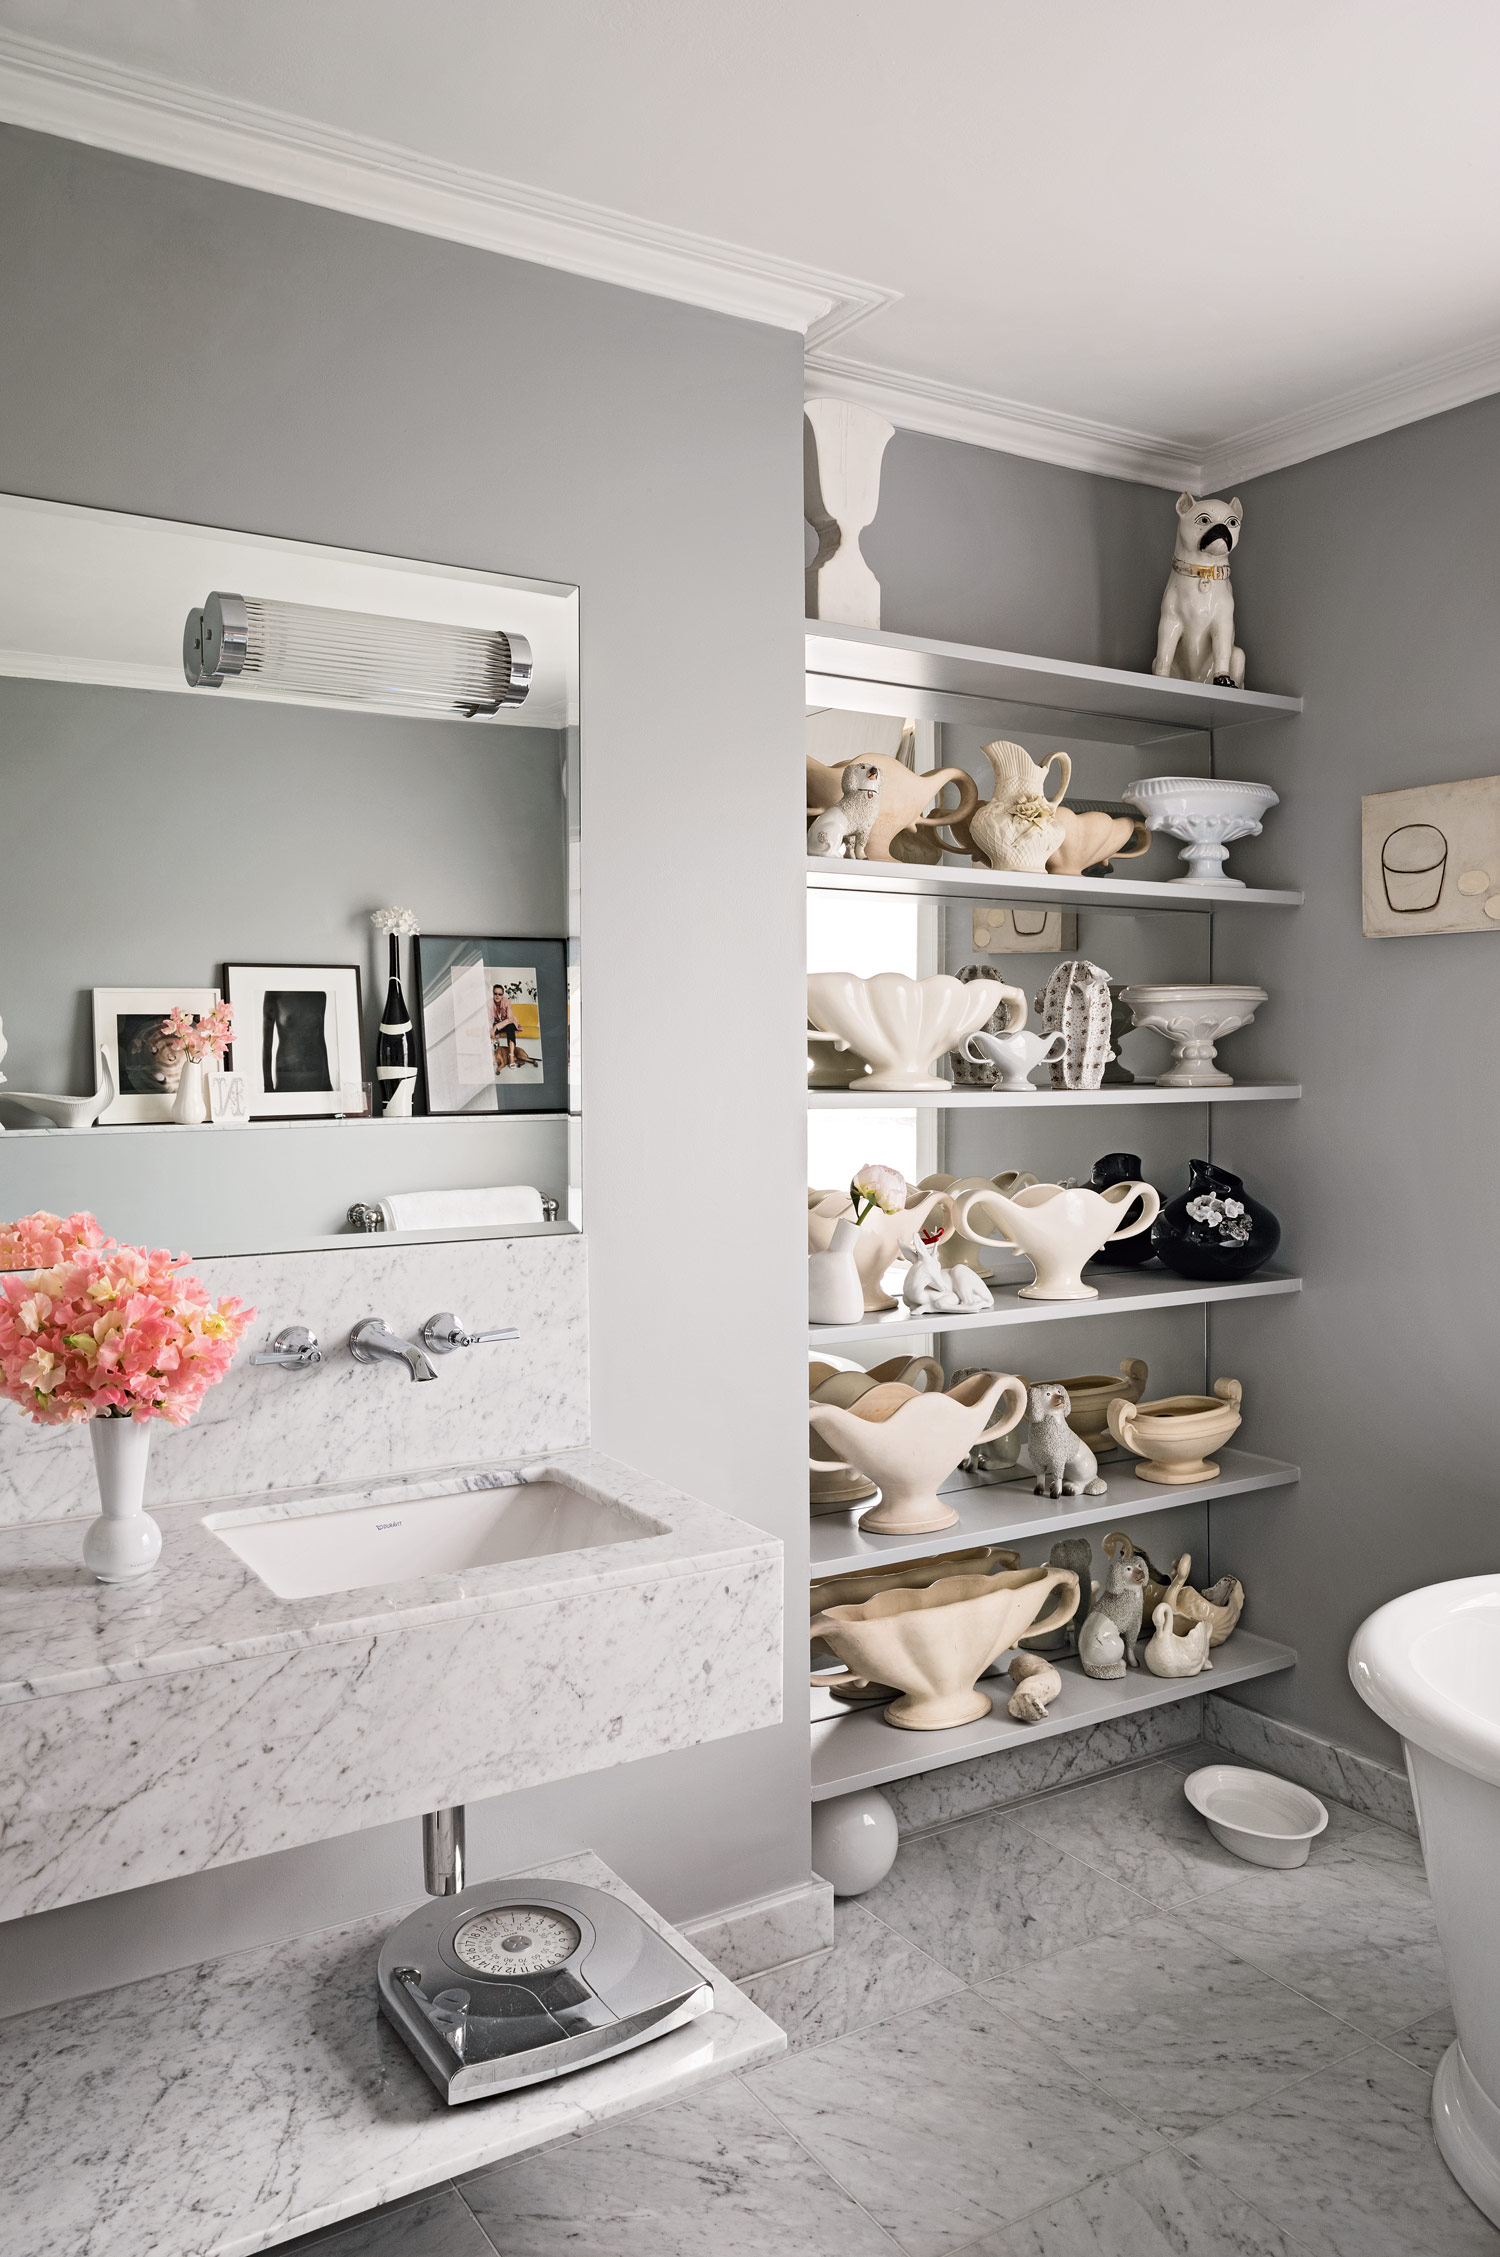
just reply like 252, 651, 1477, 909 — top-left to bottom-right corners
900, 1234, 962, 1315
1078, 1549, 1148, 1680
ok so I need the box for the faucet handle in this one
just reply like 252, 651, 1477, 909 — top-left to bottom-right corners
420, 1311, 521, 1356
250, 1325, 323, 1371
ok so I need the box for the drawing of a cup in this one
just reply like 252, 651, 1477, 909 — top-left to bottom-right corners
1382, 823, 1448, 913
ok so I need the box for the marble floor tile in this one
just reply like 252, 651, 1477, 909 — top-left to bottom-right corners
283, 2186, 495, 2256
742, 1898, 962, 2051
961, 2144, 1306, 2256
1181, 2042, 1500, 2256
861, 1806, 1147, 1982
1321, 1799, 1429, 1890
1383, 2001, 1458, 2076
746, 1988, 1158, 2257
458, 2075, 901, 2257
974, 1910, 1364, 2140
1184, 1848, 1450, 2036
1013, 1759, 1251, 1907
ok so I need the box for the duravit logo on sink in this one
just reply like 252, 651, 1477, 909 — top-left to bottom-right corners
376, 1520, 403, 1532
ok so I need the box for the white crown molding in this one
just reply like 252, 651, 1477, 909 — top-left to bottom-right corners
805, 350, 1205, 489
1203, 332, 1500, 487
0, 28, 895, 343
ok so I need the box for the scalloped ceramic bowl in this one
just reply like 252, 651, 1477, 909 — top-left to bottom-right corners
1124, 776, 1280, 888
807, 971, 1019, 1093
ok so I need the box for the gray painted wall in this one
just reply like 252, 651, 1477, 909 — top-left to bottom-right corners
1208, 392, 1500, 1763
0, 121, 808, 2005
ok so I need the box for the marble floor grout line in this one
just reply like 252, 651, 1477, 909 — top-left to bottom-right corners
734, 2073, 914, 2254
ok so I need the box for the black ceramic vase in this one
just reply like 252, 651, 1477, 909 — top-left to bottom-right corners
1087, 1152, 1159, 1269
1152, 1158, 1281, 1281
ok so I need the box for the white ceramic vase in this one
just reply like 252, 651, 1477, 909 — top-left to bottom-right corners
955, 1179, 1160, 1301
1119, 984, 1266, 1088
959, 1026, 1066, 1092
1124, 775, 1280, 887
807, 970, 1018, 1093
808, 1217, 865, 1327
809, 1370, 1028, 1535
171, 1057, 208, 1126
82, 1417, 162, 1583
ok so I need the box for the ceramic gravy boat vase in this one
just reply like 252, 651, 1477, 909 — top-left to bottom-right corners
807, 971, 1021, 1093
807, 751, 980, 864
919, 1169, 1037, 1278
1107, 1377, 1243, 1483
810, 1565, 1081, 1730
955, 1179, 1160, 1301
808, 1187, 954, 1312
960, 1026, 1066, 1093
809, 1370, 1028, 1535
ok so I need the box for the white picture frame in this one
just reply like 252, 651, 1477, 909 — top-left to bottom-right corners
93, 986, 221, 1124
223, 963, 365, 1119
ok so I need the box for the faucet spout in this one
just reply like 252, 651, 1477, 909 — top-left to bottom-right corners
348, 1315, 440, 1382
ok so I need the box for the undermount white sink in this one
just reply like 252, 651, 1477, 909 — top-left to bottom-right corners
206, 1474, 664, 1600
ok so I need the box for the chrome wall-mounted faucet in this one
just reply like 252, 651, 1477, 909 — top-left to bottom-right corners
250, 1325, 323, 1371
420, 1312, 521, 1356
348, 1316, 439, 1383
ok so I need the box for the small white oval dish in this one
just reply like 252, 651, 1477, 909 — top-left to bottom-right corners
1184, 1764, 1328, 1867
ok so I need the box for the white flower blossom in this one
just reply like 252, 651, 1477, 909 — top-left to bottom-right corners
849, 1162, 907, 1223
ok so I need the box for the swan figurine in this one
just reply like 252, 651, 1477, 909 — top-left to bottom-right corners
1144, 1601, 1214, 1678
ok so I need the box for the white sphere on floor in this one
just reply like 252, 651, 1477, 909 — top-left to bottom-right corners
811, 1788, 898, 1896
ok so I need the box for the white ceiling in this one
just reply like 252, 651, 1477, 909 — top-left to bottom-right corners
4, 0, 1500, 486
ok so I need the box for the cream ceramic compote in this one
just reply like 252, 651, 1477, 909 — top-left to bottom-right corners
954, 1179, 1160, 1301
809, 1370, 1028, 1535
1125, 776, 1280, 888
807, 971, 1024, 1093
810, 1564, 1081, 1730
1108, 1378, 1243, 1482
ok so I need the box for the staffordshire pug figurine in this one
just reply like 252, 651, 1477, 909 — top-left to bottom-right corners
1152, 493, 1246, 688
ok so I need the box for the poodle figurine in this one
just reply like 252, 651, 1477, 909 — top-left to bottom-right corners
806, 760, 882, 859
1024, 1381, 1107, 1499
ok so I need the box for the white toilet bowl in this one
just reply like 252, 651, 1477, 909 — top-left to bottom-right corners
1350, 1575, 1500, 2225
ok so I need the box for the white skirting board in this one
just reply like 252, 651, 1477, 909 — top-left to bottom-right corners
681, 1873, 835, 1982
0, 1850, 784, 2257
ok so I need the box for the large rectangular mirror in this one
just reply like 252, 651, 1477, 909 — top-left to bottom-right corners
0, 497, 580, 1262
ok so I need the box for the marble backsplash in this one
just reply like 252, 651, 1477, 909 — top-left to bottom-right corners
0, 1230, 588, 1526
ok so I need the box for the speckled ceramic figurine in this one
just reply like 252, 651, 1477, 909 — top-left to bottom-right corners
1078, 1548, 1148, 1680
1036, 960, 1115, 1090
1023, 1382, 1107, 1498
1007, 1652, 1064, 1723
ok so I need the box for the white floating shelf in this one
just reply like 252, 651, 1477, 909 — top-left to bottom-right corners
808, 1083, 1301, 1110
805, 856, 1302, 912
809, 1448, 1299, 1579
0, 1112, 576, 1138
810, 1628, 1296, 1799
808, 1267, 1301, 1347
806, 623, 1302, 745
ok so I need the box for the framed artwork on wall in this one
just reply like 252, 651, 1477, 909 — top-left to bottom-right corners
93, 985, 221, 1124
414, 936, 569, 1115
223, 963, 364, 1118
1362, 774, 1500, 936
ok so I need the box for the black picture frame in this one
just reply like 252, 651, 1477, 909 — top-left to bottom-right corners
413, 936, 569, 1116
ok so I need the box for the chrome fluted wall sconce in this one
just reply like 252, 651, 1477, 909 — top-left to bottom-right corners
183, 593, 532, 715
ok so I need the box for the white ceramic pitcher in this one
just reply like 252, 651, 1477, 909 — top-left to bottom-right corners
955, 1179, 1160, 1300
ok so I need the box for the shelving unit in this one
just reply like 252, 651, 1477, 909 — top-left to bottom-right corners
810, 1447, 1300, 1578
808, 1268, 1300, 1348
810, 1630, 1297, 1800
810, 1084, 1300, 1110
808, 857, 1302, 913
806, 622, 1302, 743
803, 625, 1304, 1796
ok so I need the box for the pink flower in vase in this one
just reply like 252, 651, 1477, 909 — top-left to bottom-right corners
161, 1002, 235, 1067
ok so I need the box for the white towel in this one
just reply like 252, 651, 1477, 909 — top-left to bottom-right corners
378, 1185, 545, 1232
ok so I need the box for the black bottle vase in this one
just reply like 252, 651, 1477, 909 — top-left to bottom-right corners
1152, 1157, 1280, 1281
376, 933, 419, 1117
1087, 1152, 1158, 1269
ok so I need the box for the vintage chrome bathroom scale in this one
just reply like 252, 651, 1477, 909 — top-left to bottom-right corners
378, 1876, 715, 2104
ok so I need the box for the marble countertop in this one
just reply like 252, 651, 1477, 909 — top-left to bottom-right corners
0, 1848, 786, 2257
0, 1448, 777, 1707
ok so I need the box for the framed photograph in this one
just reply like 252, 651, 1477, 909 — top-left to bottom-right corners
223, 964, 364, 1119
94, 986, 221, 1124
414, 936, 569, 1115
